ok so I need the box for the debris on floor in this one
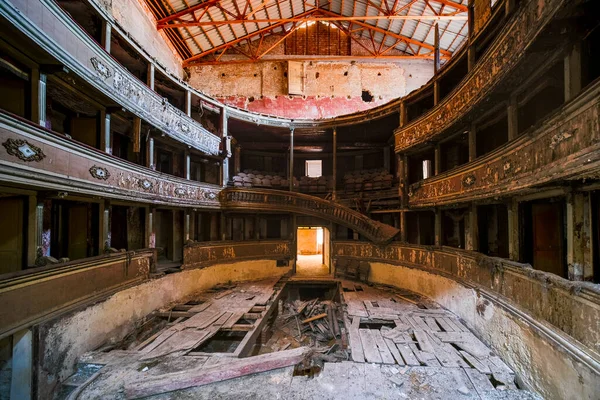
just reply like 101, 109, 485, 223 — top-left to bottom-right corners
57, 276, 537, 399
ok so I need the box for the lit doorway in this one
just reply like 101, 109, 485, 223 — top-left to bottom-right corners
296, 226, 330, 276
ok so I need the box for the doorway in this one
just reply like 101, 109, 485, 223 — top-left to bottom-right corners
296, 227, 330, 276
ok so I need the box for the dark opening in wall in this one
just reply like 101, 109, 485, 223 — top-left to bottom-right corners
344, 71, 348, 76
248, 96, 255, 103
521, 198, 567, 278
361, 90, 374, 102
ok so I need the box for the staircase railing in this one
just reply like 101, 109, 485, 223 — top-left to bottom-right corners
220, 188, 399, 244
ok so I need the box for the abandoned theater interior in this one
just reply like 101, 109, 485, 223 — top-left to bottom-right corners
0, 0, 599, 398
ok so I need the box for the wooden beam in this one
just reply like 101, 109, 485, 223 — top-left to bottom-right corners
159, 14, 467, 29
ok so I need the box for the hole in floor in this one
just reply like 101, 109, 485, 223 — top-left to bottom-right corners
194, 331, 247, 353
358, 322, 395, 330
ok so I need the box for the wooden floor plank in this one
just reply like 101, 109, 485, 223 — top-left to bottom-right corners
435, 317, 456, 332
127, 347, 312, 398
222, 312, 244, 329
359, 329, 383, 364
413, 330, 435, 353
383, 337, 404, 365
464, 368, 495, 396
372, 330, 396, 364
396, 343, 420, 366
348, 316, 365, 363
425, 317, 441, 331
460, 351, 491, 374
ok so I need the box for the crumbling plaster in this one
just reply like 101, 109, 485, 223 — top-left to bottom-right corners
188, 59, 434, 119
37, 260, 290, 398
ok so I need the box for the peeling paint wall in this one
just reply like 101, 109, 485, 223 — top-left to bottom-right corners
188, 60, 434, 119
93, 0, 184, 78
367, 262, 600, 400
37, 260, 291, 398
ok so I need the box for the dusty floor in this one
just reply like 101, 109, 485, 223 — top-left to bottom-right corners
57, 276, 541, 399
296, 254, 330, 276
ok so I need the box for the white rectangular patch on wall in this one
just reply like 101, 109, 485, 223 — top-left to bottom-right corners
305, 160, 322, 178
288, 61, 304, 95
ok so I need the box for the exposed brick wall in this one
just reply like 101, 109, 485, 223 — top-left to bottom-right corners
285, 22, 350, 56
188, 59, 434, 119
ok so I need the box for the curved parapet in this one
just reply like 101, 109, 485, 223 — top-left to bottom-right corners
220, 188, 399, 244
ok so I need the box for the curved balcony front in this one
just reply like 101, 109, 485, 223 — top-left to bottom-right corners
220, 188, 399, 244
407, 78, 600, 208
0, 112, 221, 207
394, 0, 567, 153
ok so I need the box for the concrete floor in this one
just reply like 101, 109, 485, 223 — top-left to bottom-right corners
295, 254, 330, 276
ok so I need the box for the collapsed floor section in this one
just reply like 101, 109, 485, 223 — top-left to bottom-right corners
57, 276, 540, 399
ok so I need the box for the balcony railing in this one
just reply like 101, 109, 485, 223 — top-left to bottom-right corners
407, 79, 600, 207
0, 0, 220, 155
394, 0, 567, 153
0, 112, 221, 207
220, 188, 399, 244
183, 240, 293, 269
0, 249, 154, 339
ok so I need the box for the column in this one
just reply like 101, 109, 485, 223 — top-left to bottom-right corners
434, 81, 441, 106
434, 144, 441, 175
10, 329, 33, 400
434, 209, 442, 247
507, 199, 520, 261
399, 101, 407, 127
26, 195, 37, 266
220, 108, 229, 187
465, 204, 479, 251
507, 95, 518, 141
99, 201, 111, 253
468, 123, 477, 162
147, 63, 155, 91
184, 151, 191, 180
399, 154, 409, 207
220, 212, 226, 241
146, 207, 155, 248
31, 70, 47, 127
101, 21, 111, 53
566, 193, 586, 281
400, 211, 407, 242
467, 0, 476, 71
185, 90, 192, 117
289, 128, 294, 191
434, 23, 441, 75
147, 137, 155, 170
564, 43, 582, 102
100, 111, 111, 154
133, 117, 141, 154
332, 127, 337, 200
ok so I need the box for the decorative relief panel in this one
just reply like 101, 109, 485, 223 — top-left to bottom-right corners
89, 58, 220, 156
89, 165, 110, 180
2, 138, 45, 162
394, 0, 566, 152
408, 87, 600, 207
0, 113, 221, 207
183, 241, 292, 269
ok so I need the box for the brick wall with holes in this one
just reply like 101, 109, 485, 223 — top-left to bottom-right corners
188, 59, 433, 119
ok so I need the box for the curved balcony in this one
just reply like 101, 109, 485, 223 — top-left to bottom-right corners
394, 0, 567, 153
407, 79, 600, 207
0, 112, 221, 207
220, 188, 399, 244
0, 0, 220, 155
183, 240, 293, 270
1, 249, 153, 339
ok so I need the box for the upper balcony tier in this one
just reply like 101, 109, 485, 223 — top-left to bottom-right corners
394, 0, 570, 153
1, 0, 540, 133
1, 0, 221, 155
407, 78, 600, 207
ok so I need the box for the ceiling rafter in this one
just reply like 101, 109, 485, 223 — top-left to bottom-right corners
148, 0, 468, 66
